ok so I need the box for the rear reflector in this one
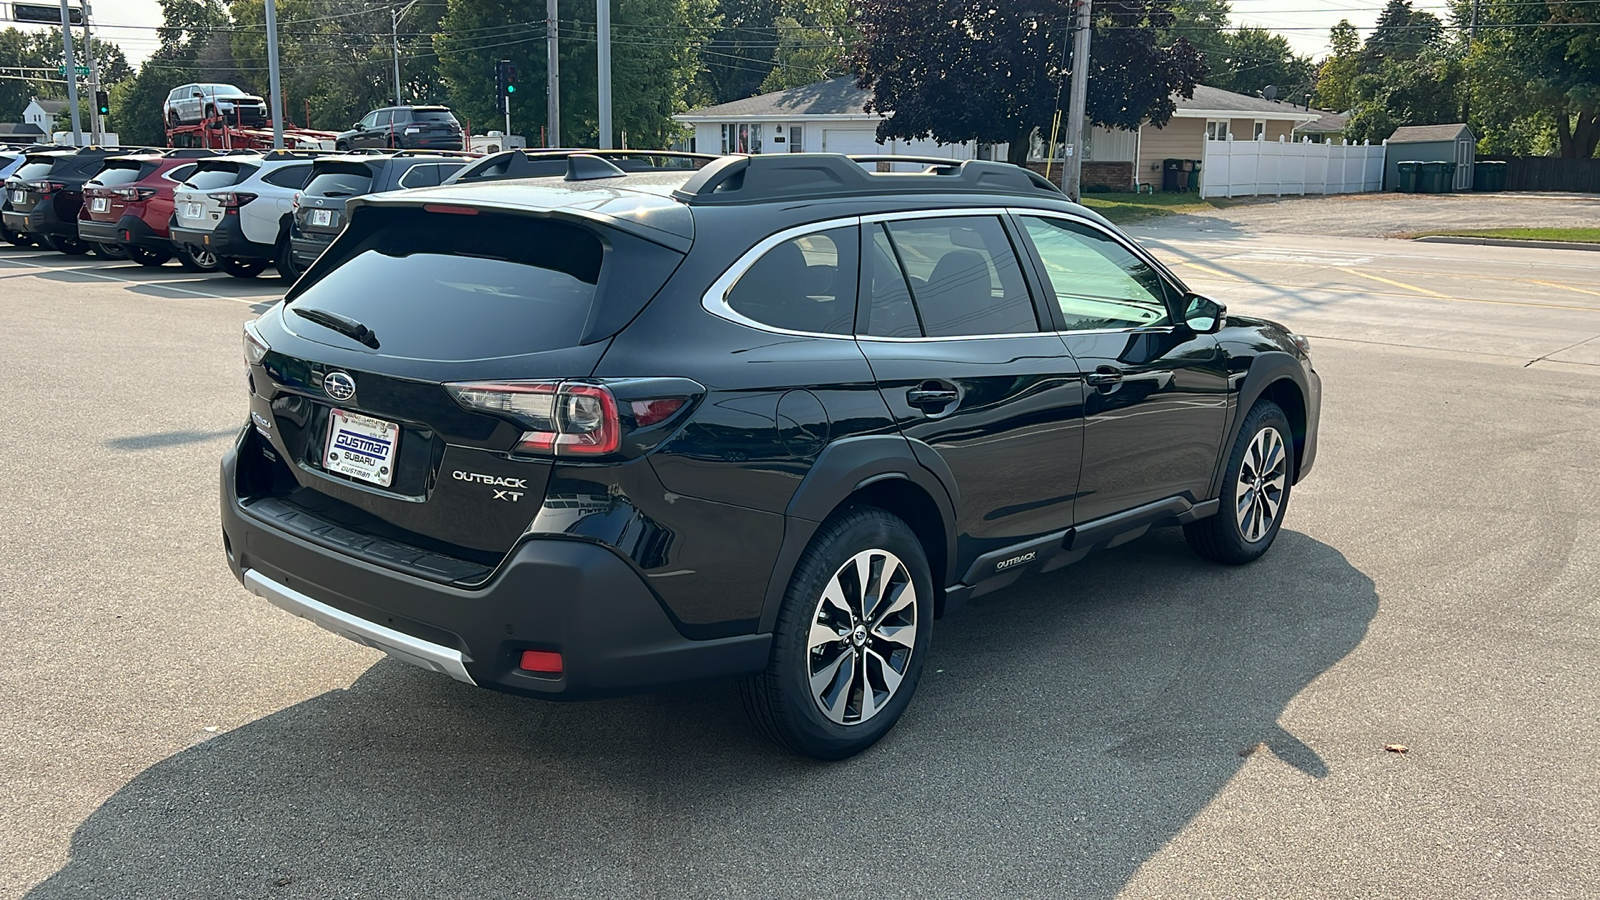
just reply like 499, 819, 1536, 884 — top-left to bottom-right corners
519, 650, 563, 674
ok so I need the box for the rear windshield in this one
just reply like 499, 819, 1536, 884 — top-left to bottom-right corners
288, 210, 606, 360
15, 159, 57, 181
89, 163, 155, 186
184, 163, 257, 190
412, 110, 458, 124
303, 168, 372, 198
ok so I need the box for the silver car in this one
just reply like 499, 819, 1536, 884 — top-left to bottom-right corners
163, 83, 268, 127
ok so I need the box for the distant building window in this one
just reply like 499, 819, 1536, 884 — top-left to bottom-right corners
721, 123, 762, 154
1205, 120, 1228, 141
1254, 120, 1267, 140
789, 126, 803, 153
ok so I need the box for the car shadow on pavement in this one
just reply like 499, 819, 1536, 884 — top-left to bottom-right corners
26, 528, 1376, 899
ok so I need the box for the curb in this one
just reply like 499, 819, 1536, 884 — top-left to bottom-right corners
1412, 235, 1600, 252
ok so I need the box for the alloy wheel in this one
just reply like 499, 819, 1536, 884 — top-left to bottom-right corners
1235, 426, 1288, 542
189, 246, 219, 268
807, 548, 918, 726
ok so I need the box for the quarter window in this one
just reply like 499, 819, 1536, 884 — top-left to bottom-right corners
1019, 216, 1172, 331
724, 226, 858, 335
262, 164, 313, 189
881, 216, 1037, 337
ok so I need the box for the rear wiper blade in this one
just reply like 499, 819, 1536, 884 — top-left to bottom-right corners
291, 305, 379, 349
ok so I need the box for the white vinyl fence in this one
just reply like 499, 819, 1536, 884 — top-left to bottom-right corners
1200, 136, 1385, 199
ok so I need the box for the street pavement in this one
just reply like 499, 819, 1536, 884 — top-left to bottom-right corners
2, 233, 1597, 899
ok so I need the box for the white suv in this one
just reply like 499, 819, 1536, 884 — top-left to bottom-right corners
164, 83, 268, 126
170, 150, 321, 278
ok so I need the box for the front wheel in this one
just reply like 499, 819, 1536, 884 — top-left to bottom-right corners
1185, 399, 1294, 564
741, 506, 933, 760
222, 257, 266, 278
129, 245, 172, 267
177, 243, 221, 272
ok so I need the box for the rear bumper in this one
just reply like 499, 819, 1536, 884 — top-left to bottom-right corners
77, 217, 123, 244
3, 204, 71, 237
290, 232, 332, 268
220, 438, 771, 700
172, 215, 272, 259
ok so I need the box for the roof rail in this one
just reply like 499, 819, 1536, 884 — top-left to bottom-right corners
261, 148, 335, 160
672, 154, 1063, 205
391, 148, 481, 159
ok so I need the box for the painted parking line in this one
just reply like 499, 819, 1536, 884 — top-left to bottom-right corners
0, 257, 274, 305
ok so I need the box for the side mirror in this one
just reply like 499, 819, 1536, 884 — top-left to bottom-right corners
1183, 293, 1226, 334
192, 91, 205, 99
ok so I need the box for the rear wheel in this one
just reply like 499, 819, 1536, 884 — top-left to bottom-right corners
2, 228, 31, 247
92, 242, 128, 260
335, 141, 350, 152
276, 237, 301, 281
222, 257, 267, 278
1185, 399, 1294, 565
741, 506, 932, 760
129, 245, 171, 267
177, 243, 221, 272
44, 235, 90, 255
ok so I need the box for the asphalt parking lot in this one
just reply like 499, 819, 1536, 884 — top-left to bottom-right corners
3, 230, 1598, 899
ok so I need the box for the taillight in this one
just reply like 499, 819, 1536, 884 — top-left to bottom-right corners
219, 192, 258, 210
243, 321, 270, 366
113, 187, 157, 201
445, 381, 618, 456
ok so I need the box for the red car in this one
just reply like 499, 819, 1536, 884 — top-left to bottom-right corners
78, 149, 217, 268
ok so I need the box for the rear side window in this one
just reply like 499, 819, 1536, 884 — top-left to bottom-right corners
289, 211, 603, 360
89, 163, 154, 186
262, 164, 313, 189
184, 164, 257, 190
882, 216, 1037, 337
304, 167, 372, 197
725, 226, 858, 335
398, 164, 453, 188
164, 163, 198, 183
15, 160, 57, 181
413, 110, 458, 124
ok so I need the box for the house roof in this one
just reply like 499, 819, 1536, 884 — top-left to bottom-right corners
1387, 123, 1475, 143
1293, 109, 1349, 134
679, 77, 873, 121
677, 78, 1319, 125
0, 123, 45, 136
30, 99, 69, 114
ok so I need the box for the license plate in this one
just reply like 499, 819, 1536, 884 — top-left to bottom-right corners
311, 208, 332, 227
11, 190, 23, 203
323, 409, 400, 487
185, 202, 201, 218
90, 197, 108, 212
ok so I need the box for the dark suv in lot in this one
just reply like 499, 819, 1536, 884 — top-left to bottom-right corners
336, 106, 464, 151
3, 146, 152, 255
223, 152, 1320, 759
286, 151, 470, 276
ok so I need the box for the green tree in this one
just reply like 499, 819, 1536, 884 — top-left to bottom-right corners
1471, 0, 1600, 158
854, 0, 1206, 166
107, 0, 230, 146
1165, 0, 1231, 83
697, 0, 781, 104
0, 28, 60, 121
758, 0, 860, 93
1315, 20, 1361, 111
1211, 26, 1312, 99
1363, 0, 1442, 70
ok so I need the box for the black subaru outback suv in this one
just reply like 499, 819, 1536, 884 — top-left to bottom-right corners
222, 152, 1320, 759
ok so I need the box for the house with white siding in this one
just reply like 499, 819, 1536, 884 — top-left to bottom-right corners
675, 79, 1321, 191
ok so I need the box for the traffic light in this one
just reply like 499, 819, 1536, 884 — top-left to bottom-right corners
494, 59, 517, 114
504, 62, 517, 95
494, 61, 506, 98
94, 90, 109, 117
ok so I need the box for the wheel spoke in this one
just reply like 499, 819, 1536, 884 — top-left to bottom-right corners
809, 619, 844, 653
852, 553, 875, 620
811, 650, 854, 722
855, 652, 877, 721
871, 621, 915, 649
819, 579, 852, 622
865, 647, 903, 697
873, 574, 913, 624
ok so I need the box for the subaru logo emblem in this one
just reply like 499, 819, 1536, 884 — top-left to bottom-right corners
323, 371, 356, 401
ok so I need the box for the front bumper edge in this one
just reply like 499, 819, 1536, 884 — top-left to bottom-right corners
241, 567, 477, 685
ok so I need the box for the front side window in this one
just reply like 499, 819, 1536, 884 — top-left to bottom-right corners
359, 112, 379, 129
724, 226, 858, 335
880, 216, 1037, 337
1019, 215, 1172, 331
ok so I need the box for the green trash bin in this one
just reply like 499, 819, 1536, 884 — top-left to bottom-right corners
1474, 161, 1507, 191
1187, 159, 1203, 192
1419, 161, 1450, 193
1395, 161, 1420, 193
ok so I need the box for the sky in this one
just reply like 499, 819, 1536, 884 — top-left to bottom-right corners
78, 0, 1459, 71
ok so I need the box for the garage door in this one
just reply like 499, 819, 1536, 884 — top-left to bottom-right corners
820, 129, 883, 163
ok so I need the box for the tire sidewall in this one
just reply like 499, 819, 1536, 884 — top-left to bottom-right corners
769, 509, 934, 759
1219, 402, 1294, 557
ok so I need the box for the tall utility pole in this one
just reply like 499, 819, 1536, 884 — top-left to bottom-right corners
82, 0, 100, 143
391, 6, 402, 106
545, 0, 559, 147
58, 0, 81, 145
1062, 0, 1093, 202
597, 0, 611, 148
265, 0, 284, 148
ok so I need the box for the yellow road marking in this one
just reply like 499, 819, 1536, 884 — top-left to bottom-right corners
1530, 279, 1600, 299
1331, 267, 1452, 299
1177, 261, 1241, 280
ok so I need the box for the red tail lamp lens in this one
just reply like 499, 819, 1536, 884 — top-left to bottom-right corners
630, 398, 685, 427
519, 650, 563, 674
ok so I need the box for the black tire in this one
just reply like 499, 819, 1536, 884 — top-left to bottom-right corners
44, 234, 90, 255
92, 242, 129, 260
222, 257, 267, 278
1185, 399, 1295, 565
176, 243, 221, 272
335, 141, 350, 152
2, 228, 31, 247
129, 245, 172, 267
276, 237, 301, 281
740, 506, 933, 760
168, 110, 180, 128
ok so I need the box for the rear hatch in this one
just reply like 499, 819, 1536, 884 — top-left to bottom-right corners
82, 159, 159, 222
404, 108, 460, 142
293, 160, 377, 241
173, 158, 261, 233
241, 204, 688, 569
5, 155, 65, 213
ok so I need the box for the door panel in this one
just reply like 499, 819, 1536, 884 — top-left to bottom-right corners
1013, 213, 1228, 523
857, 216, 1085, 569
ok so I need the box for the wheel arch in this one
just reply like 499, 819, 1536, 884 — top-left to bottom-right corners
1213, 351, 1309, 496
758, 436, 959, 631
